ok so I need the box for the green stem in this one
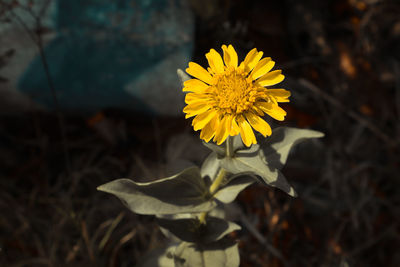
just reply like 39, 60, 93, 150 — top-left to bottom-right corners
226, 136, 233, 158
199, 168, 226, 224
198, 211, 207, 224
209, 168, 227, 194
199, 137, 233, 224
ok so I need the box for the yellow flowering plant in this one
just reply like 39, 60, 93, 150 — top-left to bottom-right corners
98, 45, 323, 267
183, 44, 289, 147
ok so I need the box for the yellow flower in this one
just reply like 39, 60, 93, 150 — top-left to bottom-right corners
183, 44, 290, 147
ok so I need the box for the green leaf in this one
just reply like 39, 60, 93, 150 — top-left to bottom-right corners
217, 127, 324, 197
261, 127, 324, 170
200, 127, 323, 197
97, 167, 216, 215
157, 216, 240, 244
220, 150, 297, 197
232, 134, 246, 152
174, 239, 239, 267
157, 213, 194, 242
200, 152, 221, 181
201, 141, 225, 157
214, 174, 255, 203
200, 136, 258, 182
235, 143, 260, 157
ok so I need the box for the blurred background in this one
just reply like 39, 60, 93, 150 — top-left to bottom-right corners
1, 0, 399, 266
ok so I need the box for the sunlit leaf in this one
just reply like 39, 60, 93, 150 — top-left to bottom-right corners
97, 167, 216, 215
261, 127, 324, 170
174, 238, 239, 267
232, 134, 246, 152
157, 216, 240, 244
201, 152, 221, 181
220, 152, 297, 197
215, 127, 324, 197
214, 174, 255, 203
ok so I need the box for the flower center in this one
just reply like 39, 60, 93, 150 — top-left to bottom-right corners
213, 69, 257, 114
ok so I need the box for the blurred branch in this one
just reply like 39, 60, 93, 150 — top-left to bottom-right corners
280, 57, 323, 69
299, 78, 398, 148
349, 224, 396, 256
5, 1, 72, 174
239, 212, 290, 267
394, 60, 400, 131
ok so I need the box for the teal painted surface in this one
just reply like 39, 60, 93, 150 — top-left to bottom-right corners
18, 0, 193, 113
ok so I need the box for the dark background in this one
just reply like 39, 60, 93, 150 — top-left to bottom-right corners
1, 0, 400, 266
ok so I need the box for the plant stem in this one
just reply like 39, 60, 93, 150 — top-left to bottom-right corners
38, 33, 72, 175
198, 211, 207, 224
226, 136, 233, 158
199, 137, 233, 224
209, 168, 227, 194
199, 168, 226, 224
9, 7, 72, 175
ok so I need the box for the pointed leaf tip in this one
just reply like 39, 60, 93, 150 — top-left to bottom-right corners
291, 188, 298, 197
177, 68, 191, 84
202, 140, 225, 156
262, 127, 324, 170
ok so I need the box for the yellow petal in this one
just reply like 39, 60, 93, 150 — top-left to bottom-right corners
222, 44, 238, 68
258, 101, 273, 110
258, 102, 287, 121
192, 109, 217, 131
186, 62, 213, 84
239, 48, 255, 69
237, 115, 256, 147
267, 89, 291, 102
183, 102, 211, 118
185, 93, 210, 104
245, 112, 272, 137
241, 49, 263, 73
200, 115, 219, 142
224, 114, 232, 136
250, 104, 265, 116
206, 49, 225, 74
213, 115, 230, 145
269, 95, 278, 105
227, 45, 238, 68
223, 114, 240, 136
267, 107, 286, 121
183, 79, 210, 93
251, 57, 275, 80
200, 124, 214, 142
230, 115, 240, 136
257, 70, 285, 87
221, 45, 230, 67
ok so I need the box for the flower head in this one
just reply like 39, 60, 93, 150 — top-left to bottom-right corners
183, 45, 290, 147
